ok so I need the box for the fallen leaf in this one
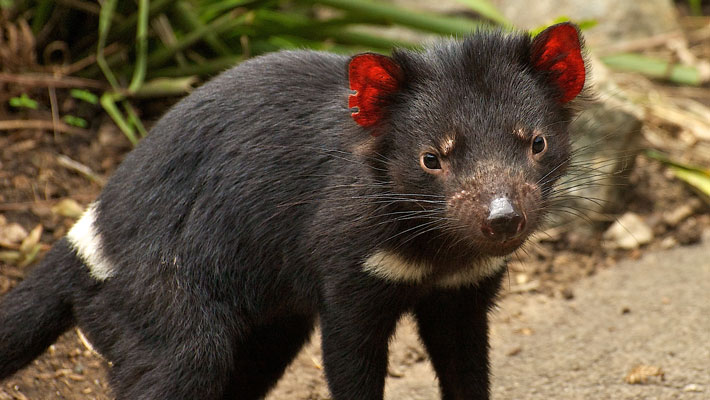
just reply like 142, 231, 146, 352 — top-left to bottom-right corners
514, 327, 534, 336
19, 224, 43, 254
51, 198, 85, 219
19, 243, 42, 268
625, 364, 664, 384
0, 250, 22, 263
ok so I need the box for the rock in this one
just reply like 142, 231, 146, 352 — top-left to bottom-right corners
493, 0, 680, 48
549, 57, 644, 228
676, 217, 703, 245
659, 236, 678, 249
0, 223, 28, 247
682, 384, 704, 393
663, 197, 701, 227
603, 212, 654, 250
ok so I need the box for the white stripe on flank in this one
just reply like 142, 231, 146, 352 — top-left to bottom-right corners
67, 202, 115, 281
363, 250, 506, 288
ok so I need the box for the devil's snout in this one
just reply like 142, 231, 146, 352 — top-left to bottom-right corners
481, 197, 526, 241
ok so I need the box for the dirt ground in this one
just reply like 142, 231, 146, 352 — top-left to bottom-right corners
2, 12, 710, 400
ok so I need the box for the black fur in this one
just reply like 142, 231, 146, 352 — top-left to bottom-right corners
0, 26, 585, 400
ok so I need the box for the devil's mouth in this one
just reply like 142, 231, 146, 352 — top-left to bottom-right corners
476, 235, 528, 257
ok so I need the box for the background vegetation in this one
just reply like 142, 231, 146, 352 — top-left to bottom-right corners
2, 0, 704, 142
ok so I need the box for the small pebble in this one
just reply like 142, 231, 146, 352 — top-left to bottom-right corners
603, 212, 653, 250
682, 384, 704, 392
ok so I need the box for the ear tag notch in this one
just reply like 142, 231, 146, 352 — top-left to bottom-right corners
531, 22, 585, 103
348, 53, 403, 133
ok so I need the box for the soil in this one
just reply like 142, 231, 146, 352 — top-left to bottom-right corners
2, 16, 710, 400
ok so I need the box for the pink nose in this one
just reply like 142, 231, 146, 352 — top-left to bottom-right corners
481, 197, 526, 241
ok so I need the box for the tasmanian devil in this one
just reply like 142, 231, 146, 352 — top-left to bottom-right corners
0, 22, 587, 399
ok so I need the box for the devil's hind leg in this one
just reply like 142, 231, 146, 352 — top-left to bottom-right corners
105, 302, 238, 400
225, 313, 315, 399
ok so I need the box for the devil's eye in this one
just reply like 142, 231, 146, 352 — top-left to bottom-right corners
531, 135, 546, 155
421, 153, 441, 170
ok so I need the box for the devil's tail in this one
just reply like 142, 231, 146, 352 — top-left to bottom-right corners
0, 239, 80, 378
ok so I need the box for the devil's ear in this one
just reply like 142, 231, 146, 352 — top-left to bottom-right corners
531, 22, 586, 103
348, 53, 404, 132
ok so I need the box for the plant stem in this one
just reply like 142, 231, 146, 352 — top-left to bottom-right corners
128, 0, 149, 93
97, 0, 120, 90
306, 0, 483, 36
149, 56, 243, 78
147, 11, 251, 68
175, 0, 233, 56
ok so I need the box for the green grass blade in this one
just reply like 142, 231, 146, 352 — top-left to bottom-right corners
128, 0, 149, 93
97, 0, 120, 90
147, 11, 251, 68
319, 27, 416, 50
645, 150, 710, 173
123, 101, 148, 138
250, 9, 417, 50
109, 0, 174, 41
148, 56, 243, 78
646, 149, 710, 202
175, 0, 233, 56
530, 18, 597, 36
670, 166, 710, 200
200, 0, 262, 22
452, 0, 510, 26
101, 92, 137, 145
688, 0, 703, 16
602, 53, 702, 86
307, 0, 484, 36
31, 0, 53, 33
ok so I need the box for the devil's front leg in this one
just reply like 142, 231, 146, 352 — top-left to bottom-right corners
413, 270, 504, 400
318, 270, 410, 400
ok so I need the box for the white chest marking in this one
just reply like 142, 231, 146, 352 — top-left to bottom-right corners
363, 250, 506, 288
67, 202, 115, 281
363, 251, 432, 284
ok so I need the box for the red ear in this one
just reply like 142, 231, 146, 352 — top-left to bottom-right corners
531, 22, 585, 103
348, 53, 403, 131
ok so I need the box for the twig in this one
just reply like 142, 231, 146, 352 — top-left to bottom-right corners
508, 280, 540, 293
153, 14, 188, 66
147, 10, 248, 68
56, 155, 106, 186
61, 42, 122, 76
0, 194, 96, 212
0, 120, 89, 137
76, 328, 104, 359
0, 72, 106, 89
48, 86, 60, 137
